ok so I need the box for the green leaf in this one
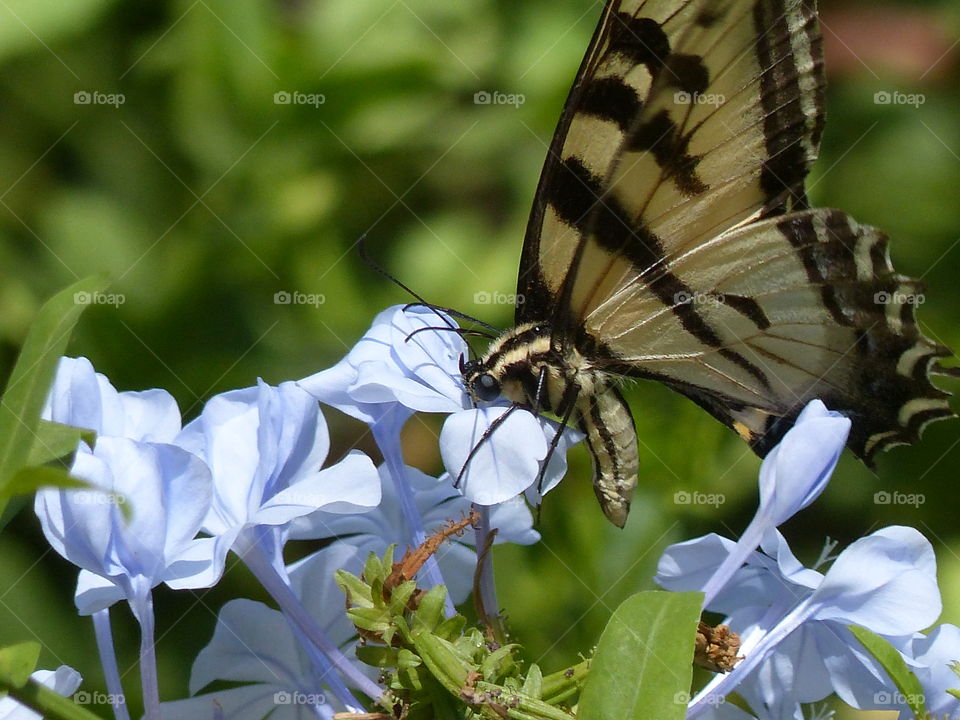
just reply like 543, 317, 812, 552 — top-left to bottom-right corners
388, 580, 418, 616
434, 614, 467, 642
0, 276, 108, 517
522, 663, 543, 700
3, 466, 88, 499
578, 591, 703, 720
850, 625, 927, 717
356, 645, 401, 668
0, 642, 40, 688
28, 420, 88, 466
0, 495, 29, 536
413, 585, 448, 633
335, 569, 372, 607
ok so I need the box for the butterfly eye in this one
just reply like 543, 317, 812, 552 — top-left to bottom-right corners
474, 373, 501, 401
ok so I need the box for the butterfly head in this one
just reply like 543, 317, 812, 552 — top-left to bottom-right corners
461, 356, 503, 403
461, 322, 556, 407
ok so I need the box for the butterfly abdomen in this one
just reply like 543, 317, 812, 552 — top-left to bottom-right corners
467, 322, 639, 527
575, 380, 638, 528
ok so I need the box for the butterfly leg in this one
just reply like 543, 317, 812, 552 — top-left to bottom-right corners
453, 402, 524, 489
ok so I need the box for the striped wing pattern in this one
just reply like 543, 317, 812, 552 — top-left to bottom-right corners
517, 0, 952, 461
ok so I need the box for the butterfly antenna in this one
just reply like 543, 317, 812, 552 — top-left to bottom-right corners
406, 325, 497, 343
358, 235, 457, 330
406, 305, 499, 335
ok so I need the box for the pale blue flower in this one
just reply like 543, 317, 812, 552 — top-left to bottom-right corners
42, 356, 180, 444
665, 526, 941, 718
35, 435, 214, 720
440, 405, 581, 507
173, 379, 381, 586
299, 305, 576, 617
35, 437, 213, 613
298, 305, 468, 423
159, 543, 367, 720
299, 305, 580, 509
891, 623, 960, 719
0, 667, 82, 720
695, 400, 850, 604
174, 379, 382, 706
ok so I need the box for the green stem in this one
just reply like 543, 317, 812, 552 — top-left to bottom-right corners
471, 681, 575, 720
0, 677, 104, 720
539, 660, 589, 705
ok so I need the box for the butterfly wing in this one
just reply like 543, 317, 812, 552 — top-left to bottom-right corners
587, 208, 953, 460
517, 0, 824, 324
516, 0, 953, 458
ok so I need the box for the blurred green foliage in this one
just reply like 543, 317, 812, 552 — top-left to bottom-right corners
1, 0, 958, 715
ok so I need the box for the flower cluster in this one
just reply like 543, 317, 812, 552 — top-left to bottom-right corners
27, 306, 550, 720
10, 304, 958, 720
655, 401, 960, 720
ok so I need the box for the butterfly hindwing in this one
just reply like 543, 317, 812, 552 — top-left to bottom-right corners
586, 208, 953, 460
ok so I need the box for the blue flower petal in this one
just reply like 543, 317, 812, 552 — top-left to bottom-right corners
440, 407, 546, 506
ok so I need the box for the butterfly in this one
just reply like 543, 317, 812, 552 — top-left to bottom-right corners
460, 0, 954, 527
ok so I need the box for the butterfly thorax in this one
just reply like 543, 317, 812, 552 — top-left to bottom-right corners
464, 322, 580, 412
463, 322, 639, 527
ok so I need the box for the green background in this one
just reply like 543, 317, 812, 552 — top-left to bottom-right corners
1, 0, 958, 716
